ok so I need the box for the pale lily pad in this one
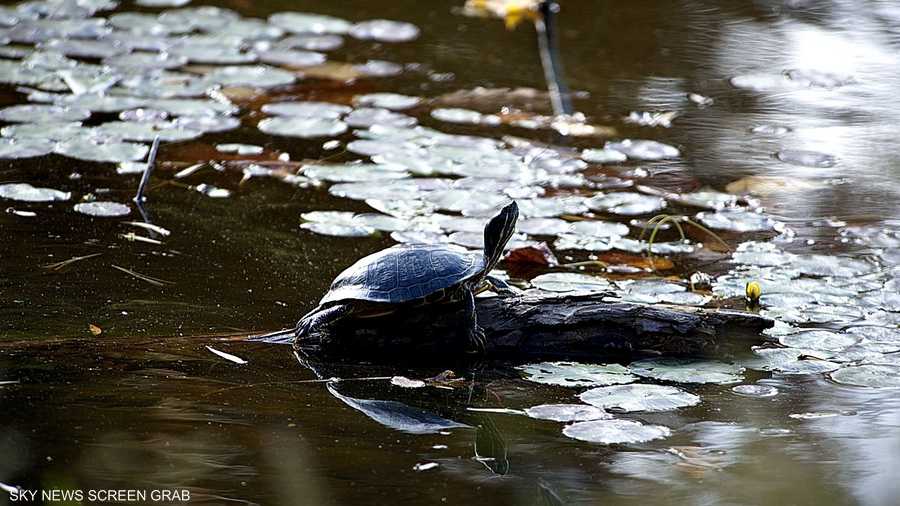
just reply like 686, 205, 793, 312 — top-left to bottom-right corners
345, 108, 417, 128
258, 49, 326, 67
74, 201, 130, 217
530, 273, 613, 293
302, 163, 408, 183
0, 183, 69, 201
605, 139, 679, 160
629, 358, 744, 384
277, 34, 344, 51
173, 115, 241, 133
40, 38, 127, 59
830, 365, 900, 388
158, 6, 240, 31
580, 384, 700, 412
731, 384, 779, 397
216, 143, 263, 155
517, 217, 572, 236
696, 208, 777, 232
56, 138, 148, 163
136, 0, 191, 6
517, 361, 636, 387
524, 404, 611, 422
258, 117, 348, 138
672, 191, 738, 210
204, 65, 296, 88
95, 121, 202, 142
563, 419, 671, 444
301, 222, 374, 237
746, 347, 841, 375
147, 98, 237, 117
103, 51, 187, 70
302, 210, 407, 233
355, 93, 421, 110
588, 192, 666, 216
353, 60, 404, 77
268, 12, 352, 35
349, 19, 420, 42
779, 330, 858, 352
431, 108, 498, 125
0, 104, 90, 123
581, 148, 627, 164
261, 101, 351, 118
0, 138, 56, 158
569, 220, 630, 237
168, 44, 256, 64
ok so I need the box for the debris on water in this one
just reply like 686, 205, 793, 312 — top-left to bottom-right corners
688, 93, 714, 106
625, 111, 678, 128
217, 143, 264, 155
412, 462, 439, 472
776, 149, 837, 168
119, 232, 162, 245
563, 419, 671, 444
524, 404, 611, 422
789, 412, 842, 420
327, 383, 469, 434
580, 384, 701, 412
0, 183, 70, 202
628, 358, 745, 385
517, 361, 636, 387
206, 345, 248, 365
123, 221, 171, 237
6, 207, 36, 217
41, 252, 103, 271
194, 184, 231, 198
390, 376, 426, 388
88, 323, 102, 336
350, 19, 420, 42
731, 384, 779, 397
431, 107, 500, 125
111, 264, 174, 286
73, 201, 131, 217
751, 124, 791, 136
117, 162, 148, 175
830, 365, 900, 388
353, 60, 404, 77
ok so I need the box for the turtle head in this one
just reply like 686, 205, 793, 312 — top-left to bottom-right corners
482, 201, 519, 272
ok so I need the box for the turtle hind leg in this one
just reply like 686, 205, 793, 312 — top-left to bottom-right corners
293, 303, 354, 349
461, 289, 487, 354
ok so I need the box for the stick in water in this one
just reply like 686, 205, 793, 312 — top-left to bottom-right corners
134, 135, 161, 204
535, 0, 573, 116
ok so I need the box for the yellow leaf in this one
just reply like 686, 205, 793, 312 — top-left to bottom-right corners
89, 324, 102, 336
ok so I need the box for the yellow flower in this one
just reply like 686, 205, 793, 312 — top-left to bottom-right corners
745, 281, 761, 304
464, 0, 541, 29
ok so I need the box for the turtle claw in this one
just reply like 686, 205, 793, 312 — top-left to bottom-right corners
466, 325, 487, 354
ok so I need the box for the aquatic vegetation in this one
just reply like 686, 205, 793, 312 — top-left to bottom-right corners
517, 362, 636, 387
562, 419, 671, 444
580, 384, 701, 412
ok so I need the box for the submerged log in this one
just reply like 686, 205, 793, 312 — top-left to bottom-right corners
290, 292, 773, 359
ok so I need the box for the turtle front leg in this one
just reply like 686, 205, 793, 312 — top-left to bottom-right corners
293, 303, 354, 349
461, 289, 487, 354
485, 275, 520, 297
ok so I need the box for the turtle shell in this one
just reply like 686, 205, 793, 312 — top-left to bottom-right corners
320, 244, 486, 305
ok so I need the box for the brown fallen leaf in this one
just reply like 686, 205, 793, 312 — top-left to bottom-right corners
89, 324, 102, 336
505, 242, 558, 267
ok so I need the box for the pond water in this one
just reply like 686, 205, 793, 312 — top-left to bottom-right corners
1, 0, 900, 505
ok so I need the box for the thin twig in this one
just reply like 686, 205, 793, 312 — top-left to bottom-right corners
111, 264, 174, 286
41, 252, 103, 271
133, 135, 161, 204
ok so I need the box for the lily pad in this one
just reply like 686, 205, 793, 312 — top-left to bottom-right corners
629, 358, 744, 384
345, 107, 417, 128
605, 139, 679, 160
746, 347, 841, 375
830, 365, 900, 388
95, 121, 202, 142
517, 361, 636, 387
0, 182, 69, 201
276, 34, 344, 51
524, 404, 611, 422
204, 65, 296, 88
302, 163, 408, 183
355, 93, 421, 110
581, 148, 627, 164
258, 49, 326, 67
579, 384, 700, 412
731, 384, 779, 397
268, 12, 352, 35
779, 330, 858, 353
74, 201, 130, 217
56, 137, 148, 163
258, 117, 348, 138
349, 19, 420, 42
0, 138, 56, 158
588, 192, 666, 216
696, 208, 777, 232
261, 101, 351, 119
0, 104, 90, 123
530, 273, 614, 293
563, 419, 671, 444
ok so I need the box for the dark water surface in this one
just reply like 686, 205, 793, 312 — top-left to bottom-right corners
2, 0, 900, 505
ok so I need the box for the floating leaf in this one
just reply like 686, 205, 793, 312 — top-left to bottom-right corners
345, 108, 417, 128
588, 192, 666, 216
563, 419, 671, 444
530, 273, 613, 293
0, 183, 69, 202
731, 384, 778, 397
74, 201, 131, 217
303, 163, 408, 183
696, 208, 777, 233
0, 104, 90, 123
205, 345, 248, 364
390, 376, 426, 388
518, 361, 635, 387
830, 365, 900, 388
204, 65, 296, 88
355, 93, 421, 110
258, 49, 326, 67
57, 138, 148, 163
605, 139, 679, 160
579, 384, 700, 412
259, 117, 348, 138
779, 330, 858, 353
268, 12, 352, 35
746, 347, 841, 375
581, 148, 627, 164
261, 101, 351, 118
629, 358, 744, 385
0, 138, 56, 159
349, 19, 420, 42
524, 404, 611, 422
776, 149, 837, 168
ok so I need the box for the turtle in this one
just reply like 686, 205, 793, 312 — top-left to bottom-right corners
293, 201, 519, 352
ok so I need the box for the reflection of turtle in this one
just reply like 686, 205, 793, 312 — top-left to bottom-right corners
294, 202, 519, 352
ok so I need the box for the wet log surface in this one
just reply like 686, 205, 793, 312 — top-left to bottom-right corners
281, 292, 774, 359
